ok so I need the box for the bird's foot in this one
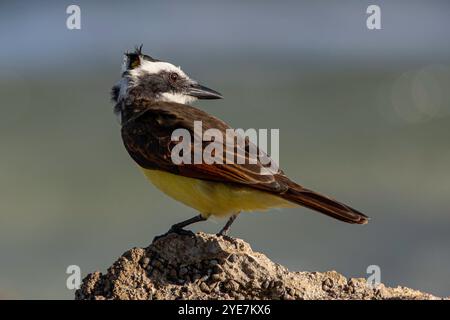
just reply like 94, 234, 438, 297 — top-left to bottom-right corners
153, 227, 195, 242
216, 229, 235, 242
215, 214, 238, 242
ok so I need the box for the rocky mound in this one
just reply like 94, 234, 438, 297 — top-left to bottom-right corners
76, 232, 442, 300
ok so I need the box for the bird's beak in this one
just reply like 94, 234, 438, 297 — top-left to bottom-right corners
188, 82, 223, 100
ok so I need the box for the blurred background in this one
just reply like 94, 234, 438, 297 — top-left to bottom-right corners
0, 0, 449, 299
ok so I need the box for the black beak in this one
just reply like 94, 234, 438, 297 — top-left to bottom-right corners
188, 83, 223, 100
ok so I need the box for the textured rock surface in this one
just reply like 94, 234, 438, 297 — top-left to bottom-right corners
76, 232, 442, 300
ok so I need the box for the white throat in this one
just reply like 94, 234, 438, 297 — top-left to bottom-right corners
159, 92, 197, 105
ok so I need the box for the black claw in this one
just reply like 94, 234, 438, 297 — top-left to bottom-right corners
216, 232, 235, 242
216, 229, 228, 237
152, 214, 206, 243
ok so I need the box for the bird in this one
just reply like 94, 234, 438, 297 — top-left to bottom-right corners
111, 45, 369, 237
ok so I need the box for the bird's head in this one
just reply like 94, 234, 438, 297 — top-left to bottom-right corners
112, 46, 223, 106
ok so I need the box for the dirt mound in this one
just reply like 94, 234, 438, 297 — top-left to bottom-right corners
76, 232, 442, 300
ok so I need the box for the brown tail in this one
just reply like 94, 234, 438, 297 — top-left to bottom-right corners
282, 183, 369, 224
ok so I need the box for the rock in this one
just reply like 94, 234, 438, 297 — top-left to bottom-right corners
75, 232, 445, 300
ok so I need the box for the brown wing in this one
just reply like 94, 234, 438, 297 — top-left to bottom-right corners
121, 100, 369, 224
121, 101, 287, 193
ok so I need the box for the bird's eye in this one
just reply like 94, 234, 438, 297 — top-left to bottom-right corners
169, 72, 179, 82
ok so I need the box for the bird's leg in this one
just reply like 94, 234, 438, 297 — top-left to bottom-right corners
169, 214, 207, 234
217, 213, 239, 237
153, 214, 207, 242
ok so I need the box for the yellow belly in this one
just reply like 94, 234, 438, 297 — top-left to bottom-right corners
141, 169, 296, 218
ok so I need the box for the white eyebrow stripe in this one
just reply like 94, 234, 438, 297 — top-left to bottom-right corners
135, 60, 188, 77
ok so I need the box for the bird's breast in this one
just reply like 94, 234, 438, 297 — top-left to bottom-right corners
140, 168, 296, 218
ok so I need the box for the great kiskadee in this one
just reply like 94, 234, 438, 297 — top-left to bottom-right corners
112, 46, 368, 237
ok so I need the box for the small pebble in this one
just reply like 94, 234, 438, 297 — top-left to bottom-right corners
213, 265, 223, 274
209, 259, 219, 266
322, 278, 334, 291
200, 275, 209, 282
225, 280, 240, 292
200, 282, 210, 293
211, 273, 225, 282
273, 280, 283, 288
142, 257, 150, 266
